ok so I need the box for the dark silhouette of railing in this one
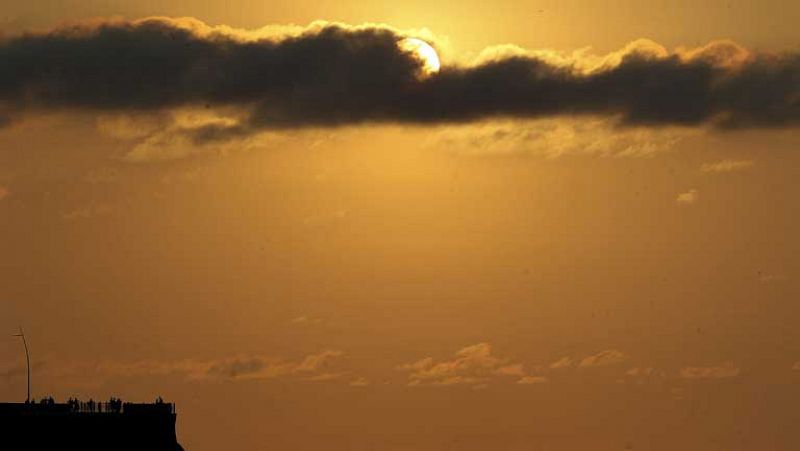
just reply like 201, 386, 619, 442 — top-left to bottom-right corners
0, 397, 175, 415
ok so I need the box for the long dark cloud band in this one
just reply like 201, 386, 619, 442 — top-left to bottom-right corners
0, 18, 798, 131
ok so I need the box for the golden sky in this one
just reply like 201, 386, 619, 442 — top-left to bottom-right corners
0, 1, 799, 451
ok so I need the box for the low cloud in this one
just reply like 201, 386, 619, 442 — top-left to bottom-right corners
429, 118, 693, 158
290, 315, 324, 325
292, 350, 345, 373
759, 273, 788, 283
578, 350, 627, 368
626, 367, 657, 377
701, 159, 755, 173
623, 367, 666, 385
205, 357, 284, 380
349, 377, 370, 387
398, 343, 542, 387
516, 375, 549, 385
68, 350, 348, 382
495, 364, 525, 376
304, 372, 349, 382
679, 362, 740, 379
549, 356, 574, 369
676, 189, 699, 205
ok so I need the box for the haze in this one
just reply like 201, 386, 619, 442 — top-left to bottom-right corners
1, 1, 798, 451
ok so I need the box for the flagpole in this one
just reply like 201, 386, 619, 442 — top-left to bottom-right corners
14, 327, 30, 403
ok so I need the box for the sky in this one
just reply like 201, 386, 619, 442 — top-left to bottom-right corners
0, 1, 799, 451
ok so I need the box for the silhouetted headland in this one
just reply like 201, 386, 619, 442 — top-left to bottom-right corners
0, 397, 183, 451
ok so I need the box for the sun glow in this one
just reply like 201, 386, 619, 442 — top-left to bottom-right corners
399, 38, 441, 75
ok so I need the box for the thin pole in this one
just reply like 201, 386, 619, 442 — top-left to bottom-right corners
13, 327, 30, 403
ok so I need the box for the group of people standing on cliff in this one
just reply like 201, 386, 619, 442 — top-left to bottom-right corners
66, 397, 123, 413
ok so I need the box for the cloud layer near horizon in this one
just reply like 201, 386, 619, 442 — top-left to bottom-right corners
0, 17, 798, 138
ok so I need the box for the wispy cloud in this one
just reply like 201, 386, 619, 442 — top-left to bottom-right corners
304, 372, 349, 382
292, 350, 345, 373
549, 356, 574, 369
61, 202, 114, 220
52, 350, 348, 383
495, 364, 525, 376
701, 159, 755, 173
679, 362, 740, 379
676, 189, 699, 205
516, 375, 549, 385
578, 350, 627, 368
622, 367, 666, 385
349, 377, 370, 387
625, 367, 657, 377
759, 273, 788, 283
429, 118, 692, 158
290, 315, 324, 325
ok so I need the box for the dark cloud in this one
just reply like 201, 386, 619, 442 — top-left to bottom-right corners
205, 357, 267, 379
0, 18, 797, 135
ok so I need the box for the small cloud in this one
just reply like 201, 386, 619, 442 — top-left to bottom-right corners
680, 362, 740, 379
305, 372, 348, 382
549, 356, 574, 369
759, 274, 788, 283
62, 202, 113, 220
399, 343, 524, 387
625, 367, 656, 377
495, 364, 525, 376
676, 189, 698, 205
701, 159, 754, 173
623, 367, 666, 384
205, 357, 275, 380
349, 377, 370, 387
517, 375, 549, 385
397, 357, 434, 372
579, 350, 627, 368
792, 361, 800, 371
670, 387, 687, 400
291, 315, 324, 325
292, 350, 345, 373
0, 185, 9, 201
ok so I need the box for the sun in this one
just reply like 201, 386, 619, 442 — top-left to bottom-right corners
399, 38, 441, 76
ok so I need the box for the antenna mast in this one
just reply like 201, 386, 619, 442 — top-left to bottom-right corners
13, 327, 31, 403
